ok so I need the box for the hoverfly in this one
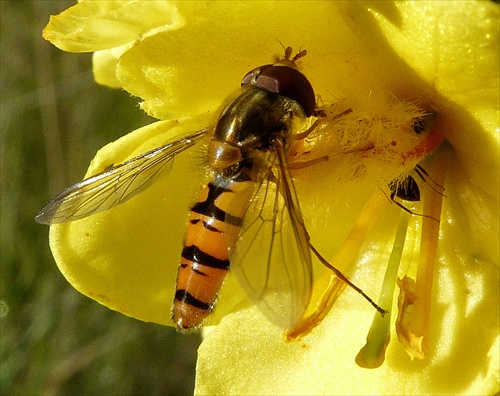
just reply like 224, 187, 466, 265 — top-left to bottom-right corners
37, 47, 396, 332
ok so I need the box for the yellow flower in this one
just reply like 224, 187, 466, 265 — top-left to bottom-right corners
42, 1, 498, 395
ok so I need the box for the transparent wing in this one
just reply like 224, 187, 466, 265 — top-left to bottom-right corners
36, 129, 208, 225
230, 141, 313, 330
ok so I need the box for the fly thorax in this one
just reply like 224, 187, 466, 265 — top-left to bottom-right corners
211, 86, 306, 163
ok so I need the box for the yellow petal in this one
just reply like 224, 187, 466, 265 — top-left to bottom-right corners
92, 45, 131, 88
196, 213, 499, 395
43, 0, 179, 52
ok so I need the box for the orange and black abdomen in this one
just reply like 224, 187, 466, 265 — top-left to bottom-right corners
173, 174, 253, 330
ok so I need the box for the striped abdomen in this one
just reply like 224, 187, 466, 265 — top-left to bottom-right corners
173, 173, 253, 330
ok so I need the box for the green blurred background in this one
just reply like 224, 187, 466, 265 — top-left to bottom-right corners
1, 1, 201, 394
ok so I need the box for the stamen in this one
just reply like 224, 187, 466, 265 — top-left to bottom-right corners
355, 210, 410, 368
396, 144, 449, 359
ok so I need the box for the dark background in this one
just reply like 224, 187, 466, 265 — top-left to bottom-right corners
1, 1, 201, 394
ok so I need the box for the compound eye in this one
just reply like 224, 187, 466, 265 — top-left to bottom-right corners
241, 65, 315, 117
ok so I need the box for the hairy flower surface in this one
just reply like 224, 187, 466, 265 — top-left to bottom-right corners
43, 1, 498, 395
